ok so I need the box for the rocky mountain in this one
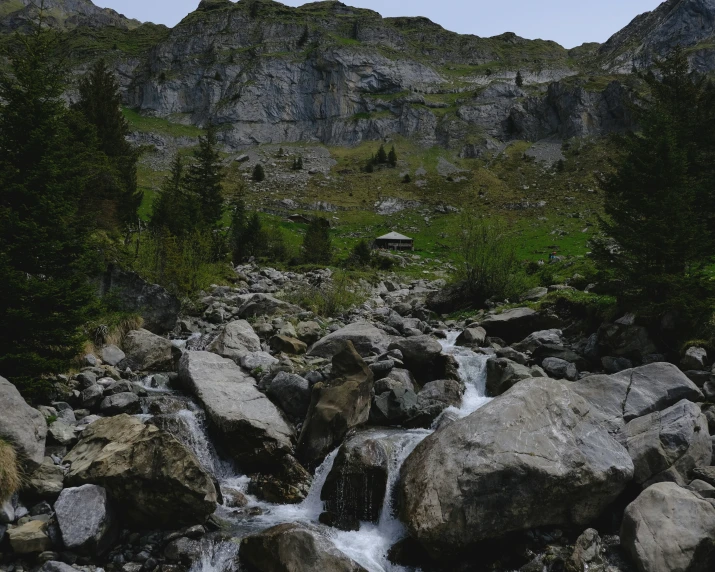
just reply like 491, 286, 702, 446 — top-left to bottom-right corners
599, 0, 715, 73
0, 0, 141, 31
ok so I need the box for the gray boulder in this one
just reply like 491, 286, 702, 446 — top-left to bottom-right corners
625, 400, 712, 486
513, 329, 564, 353
54, 485, 117, 555
480, 308, 559, 344
399, 378, 634, 558
100, 345, 125, 367
486, 357, 546, 396
388, 335, 444, 382
238, 293, 301, 318
24, 457, 64, 500
99, 392, 140, 415
207, 320, 261, 362
47, 420, 77, 447
240, 351, 279, 372
39, 562, 77, 572
571, 362, 703, 434
541, 357, 578, 381
455, 327, 487, 347
297, 342, 374, 468
308, 322, 390, 359
81, 384, 104, 408
267, 372, 311, 421
682, 347, 708, 372
598, 319, 658, 363
621, 482, 715, 572
64, 414, 217, 528
296, 321, 322, 345
178, 351, 294, 473
120, 329, 179, 372
239, 523, 367, 572
0, 376, 47, 471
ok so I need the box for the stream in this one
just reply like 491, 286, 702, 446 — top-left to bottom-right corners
137, 332, 490, 572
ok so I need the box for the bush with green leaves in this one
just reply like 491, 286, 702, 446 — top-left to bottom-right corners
253, 163, 266, 182
283, 271, 370, 317
302, 217, 333, 265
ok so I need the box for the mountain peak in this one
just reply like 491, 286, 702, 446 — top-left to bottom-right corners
0, 0, 142, 31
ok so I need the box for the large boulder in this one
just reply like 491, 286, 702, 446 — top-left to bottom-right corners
178, 351, 295, 473
571, 363, 703, 434
54, 485, 117, 555
120, 329, 179, 372
480, 308, 559, 344
399, 378, 634, 558
239, 523, 367, 572
238, 293, 301, 318
7, 520, 52, 554
513, 329, 564, 353
97, 265, 180, 334
625, 400, 712, 486
297, 342, 374, 468
621, 482, 715, 572
266, 372, 311, 422
308, 322, 390, 359
321, 432, 390, 527
24, 457, 65, 500
486, 357, 545, 396
207, 320, 261, 363
388, 336, 444, 383
597, 318, 658, 363
0, 376, 47, 471
63, 415, 217, 528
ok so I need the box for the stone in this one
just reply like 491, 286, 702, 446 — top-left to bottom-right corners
239, 523, 367, 572
39, 562, 77, 572
75, 372, 97, 389
164, 537, 202, 565
495, 346, 530, 365
598, 320, 658, 363
388, 335, 444, 382
104, 380, 133, 396
621, 482, 715, 572
84, 354, 98, 367
541, 357, 578, 381
101, 345, 126, 367
480, 308, 558, 344
369, 387, 419, 426
120, 329, 179, 372
571, 362, 703, 434
296, 321, 322, 345
63, 414, 218, 528
297, 342, 374, 468
97, 265, 180, 333
266, 372, 311, 422
47, 421, 76, 447
601, 355, 634, 373
570, 529, 604, 572
625, 400, 712, 486
682, 347, 708, 371
0, 376, 47, 471
269, 335, 308, 355
8, 520, 52, 554
240, 351, 280, 372
521, 287, 548, 302
399, 378, 634, 558
54, 485, 117, 555
486, 358, 545, 396
512, 329, 563, 353
207, 320, 261, 362
238, 293, 301, 318
81, 384, 104, 408
308, 322, 391, 359
321, 433, 390, 525
24, 457, 65, 500
178, 351, 295, 473
99, 392, 141, 415
455, 327, 487, 347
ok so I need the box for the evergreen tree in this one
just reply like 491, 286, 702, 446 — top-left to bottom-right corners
402, 173, 411, 183
0, 18, 101, 394
253, 163, 265, 182
150, 154, 192, 237
350, 239, 372, 267
184, 125, 225, 229
515, 70, 524, 87
595, 48, 715, 319
243, 212, 266, 259
74, 58, 141, 229
228, 192, 247, 264
376, 144, 388, 164
302, 217, 332, 265
388, 145, 397, 167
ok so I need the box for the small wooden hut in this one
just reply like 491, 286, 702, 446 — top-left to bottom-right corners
374, 232, 414, 251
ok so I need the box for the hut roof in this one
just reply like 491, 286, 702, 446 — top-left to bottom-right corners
377, 232, 412, 241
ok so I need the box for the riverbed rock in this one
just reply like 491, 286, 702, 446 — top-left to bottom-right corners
597, 319, 658, 363
570, 362, 703, 434
485, 357, 545, 396
541, 357, 578, 381
207, 320, 261, 363
266, 372, 311, 421
239, 523, 367, 572
120, 329, 179, 372
99, 392, 140, 415
269, 335, 308, 355
399, 378, 634, 558
682, 347, 708, 372
238, 293, 301, 318
7, 519, 52, 554
54, 485, 117, 555
480, 308, 558, 344
321, 433, 390, 526
297, 342, 374, 468
178, 351, 295, 473
308, 322, 390, 359
100, 345, 125, 367
63, 414, 217, 528
455, 327, 487, 347
24, 457, 65, 500
625, 399, 712, 486
621, 482, 715, 572
296, 321, 322, 345
388, 336, 444, 383
0, 376, 47, 471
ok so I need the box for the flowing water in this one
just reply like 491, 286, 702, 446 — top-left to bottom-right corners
144, 333, 491, 572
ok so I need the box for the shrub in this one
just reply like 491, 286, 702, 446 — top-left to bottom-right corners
252, 164, 265, 182
283, 272, 370, 317
302, 218, 332, 265
402, 173, 411, 183
0, 439, 21, 503
347, 239, 372, 268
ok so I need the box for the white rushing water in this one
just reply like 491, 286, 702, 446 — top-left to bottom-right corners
156, 333, 491, 572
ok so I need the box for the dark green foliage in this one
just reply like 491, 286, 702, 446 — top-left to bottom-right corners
302, 218, 333, 265
365, 161, 374, 173
388, 145, 397, 167
0, 21, 100, 394
349, 239, 372, 267
402, 173, 411, 183
214, 71, 222, 81
184, 125, 225, 230
243, 212, 266, 259
515, 70, 524, 87
250, 1, 260, 18
376, 144, 388, 164
74, 59, 141, 229
253, 163, 266, 182
298, 26, 309, 48
292, 156, 303, 170
150, 154, 192, 237
229, 192, 247, 264
595, 48, 715, 321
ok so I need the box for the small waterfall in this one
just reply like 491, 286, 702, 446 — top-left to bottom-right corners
188, 540, 240, 572
175, 408, 234, 480
440, 332, 492, 418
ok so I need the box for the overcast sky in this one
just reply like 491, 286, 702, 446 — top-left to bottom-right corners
92, 0, 661, 49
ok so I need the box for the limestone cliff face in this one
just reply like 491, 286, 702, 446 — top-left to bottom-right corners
599, 0, 715, 72
0, 0, 141, 31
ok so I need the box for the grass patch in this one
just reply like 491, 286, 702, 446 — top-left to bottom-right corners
282, 271, 371, 317
123, 108, 205, 139
0, 439, 21, 502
